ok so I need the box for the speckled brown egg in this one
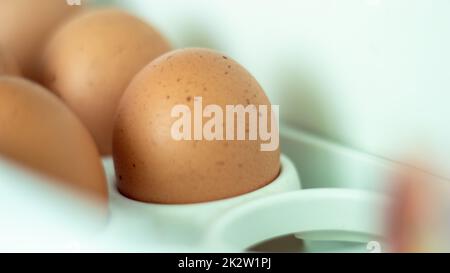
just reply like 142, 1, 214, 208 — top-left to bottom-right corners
40, 8, 171, 155
0, 76, 108, 202
113, 48, 280, 204
0, 48, 20, 76
0, 0, 81, 80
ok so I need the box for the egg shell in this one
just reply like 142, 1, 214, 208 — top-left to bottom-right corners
113, 48, 281, 204
0, 0, 81, 80
0, 48, 20, 76
40, 8, 172, 155
0, 76, 108, 202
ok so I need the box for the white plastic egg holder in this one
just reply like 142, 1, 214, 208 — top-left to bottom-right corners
99, 129, 388, 252
101, 155, 301, 249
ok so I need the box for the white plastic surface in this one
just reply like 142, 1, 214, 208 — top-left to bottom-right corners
204, 188, 386, 252
280, 125, 396, 190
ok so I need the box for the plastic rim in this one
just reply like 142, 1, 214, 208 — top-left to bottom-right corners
203, 188, 387, 251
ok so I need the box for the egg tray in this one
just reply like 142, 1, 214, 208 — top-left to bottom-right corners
0, 125, 388, 252
96, 125, 388, 253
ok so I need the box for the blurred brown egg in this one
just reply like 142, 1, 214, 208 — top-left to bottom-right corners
0, 0, 81, 80
40, 8, 171, 155
0, 76, 108, 202
113, 48, 280, 204
0, 48, 20, 76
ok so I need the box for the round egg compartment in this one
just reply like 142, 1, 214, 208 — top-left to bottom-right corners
100, 154, 301, 249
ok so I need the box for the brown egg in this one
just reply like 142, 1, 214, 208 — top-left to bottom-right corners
0, 76, 108, 202
40, 8, 171, 155
0, 48, 20, 76
113, 48, 280, 204
0, 0, 81, 80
